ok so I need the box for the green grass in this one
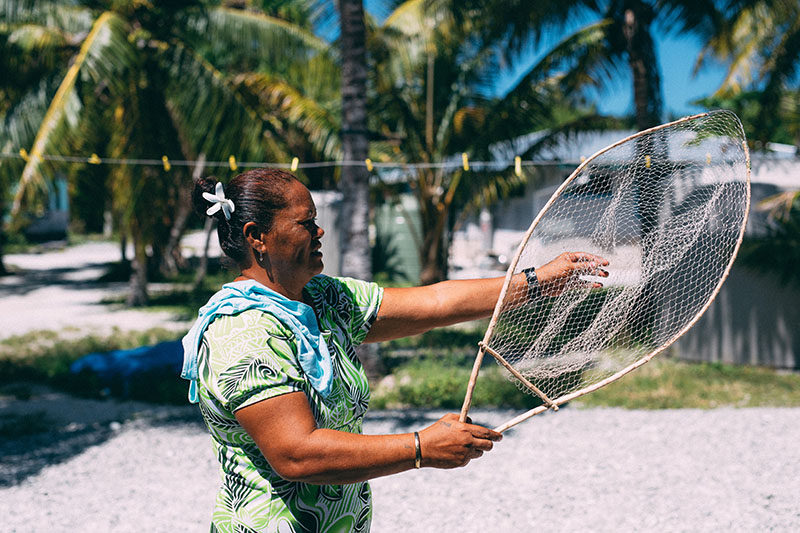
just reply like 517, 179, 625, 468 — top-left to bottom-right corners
372, 354, 800, 410
574, 357, 800, 409
3, 324, 799, 410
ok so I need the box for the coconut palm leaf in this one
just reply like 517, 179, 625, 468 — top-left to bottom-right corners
698, 2, 774, 97
11, 10, 134, 217
759, 11, 800, 108
234, 73, 341, 160
153, 39, 278, 164
1, 0, 94, 36
434, 0, 600, 54
510, 19, 621, 98
1, 24, 68, 70
186, 5, 330, 75
0, 77, 52, 153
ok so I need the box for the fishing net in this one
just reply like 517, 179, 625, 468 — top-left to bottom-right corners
461, 110, 751, 432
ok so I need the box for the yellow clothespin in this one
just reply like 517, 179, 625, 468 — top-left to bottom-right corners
514, 156, 521, 177
365, 158, 374, 172
228, 155, 237, 171
88, 153, 101, 165
645, 155, 651, 168
580, 156, 586, 163
706, 153, 711, 165
162, 155, 171, 172
291, 157, 299, 172
19, 148, 29, 162
462, 152, 469, 171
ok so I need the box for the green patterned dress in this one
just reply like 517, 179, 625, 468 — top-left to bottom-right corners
197, 275, 383, 533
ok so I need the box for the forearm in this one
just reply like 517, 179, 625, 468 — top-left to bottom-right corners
275, 429, 416, 485
237, 392, 418, 485
237, 394, 500, 485
366, 276, 513, 341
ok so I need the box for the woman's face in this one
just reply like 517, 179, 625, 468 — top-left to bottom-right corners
262, 180, 325, 280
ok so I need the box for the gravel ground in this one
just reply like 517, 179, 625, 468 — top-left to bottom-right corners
1, 403, 798, 532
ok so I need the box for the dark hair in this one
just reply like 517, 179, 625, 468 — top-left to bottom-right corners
192, 168, 300, 266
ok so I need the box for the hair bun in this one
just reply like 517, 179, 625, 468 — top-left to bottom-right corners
192, 177, 220, 218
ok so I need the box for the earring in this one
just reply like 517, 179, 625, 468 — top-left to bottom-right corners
257, 249, 264, 263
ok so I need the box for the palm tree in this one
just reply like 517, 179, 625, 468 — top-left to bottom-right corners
441, 0, 722, 131
696, 0, 800, 144
2, 0, 336, 303
368, 1, 588, 284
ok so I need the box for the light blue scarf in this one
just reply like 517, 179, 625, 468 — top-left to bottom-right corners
181, 278, 333, 403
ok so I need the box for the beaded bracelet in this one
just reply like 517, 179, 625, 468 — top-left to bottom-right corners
413, 432, 422, 469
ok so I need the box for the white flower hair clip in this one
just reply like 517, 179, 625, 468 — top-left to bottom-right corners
202, 182, 235, 220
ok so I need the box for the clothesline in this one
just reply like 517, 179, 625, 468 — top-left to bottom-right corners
1, 150, 582, 174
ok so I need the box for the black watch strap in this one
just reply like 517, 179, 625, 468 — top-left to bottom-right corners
522, 267, 540, 300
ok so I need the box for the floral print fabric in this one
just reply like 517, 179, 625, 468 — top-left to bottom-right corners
197, 275, 383, 533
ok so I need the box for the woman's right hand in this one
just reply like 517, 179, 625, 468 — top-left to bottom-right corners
417, 413, 502, 469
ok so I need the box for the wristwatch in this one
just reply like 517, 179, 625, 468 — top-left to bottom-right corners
522, 267, 540, 299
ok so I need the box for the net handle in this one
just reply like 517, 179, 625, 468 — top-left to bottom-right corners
460, 110, 750, 428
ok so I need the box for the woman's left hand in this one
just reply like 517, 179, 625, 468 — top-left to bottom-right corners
533, 252, 609, 297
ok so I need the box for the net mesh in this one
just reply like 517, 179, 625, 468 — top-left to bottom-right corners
485, 110, 750, 403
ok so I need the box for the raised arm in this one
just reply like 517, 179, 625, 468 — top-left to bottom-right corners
235, 391, 501, 485
365, 251, 609, 343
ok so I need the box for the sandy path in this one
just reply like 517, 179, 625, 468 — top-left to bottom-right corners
0, 238, 218, 340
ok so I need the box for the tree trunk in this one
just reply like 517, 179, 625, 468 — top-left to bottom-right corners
338, 0, 372, 280
621, 1, 661, 131
192, 217, 215, 290
160, 173, 192, 276
120, 233, 128, 263
0, 230, 7, 276
162, 154, 206, 277
338, 0, 381, 377
127, 228, 149, 307
621, 1, 666, 241
418, 195, 448, 285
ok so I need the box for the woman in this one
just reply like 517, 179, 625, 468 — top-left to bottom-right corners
182, 168, 608, 532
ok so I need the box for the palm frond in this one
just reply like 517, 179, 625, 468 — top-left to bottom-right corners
11, 10, 134, 218
0, 77, 52, 151
154, 39, 282, 164
0, 78, 53, 192
509, 19, 619, 98
187, 6, 332, 74
234, 72, 341, 160
701, 2, 772, 97
657, 0, 722, 37
1, 0, 94, 33
759, 14, 800, 105
0, 23, 70, 93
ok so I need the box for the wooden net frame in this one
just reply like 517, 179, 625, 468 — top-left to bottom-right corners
459, 111, 752, 433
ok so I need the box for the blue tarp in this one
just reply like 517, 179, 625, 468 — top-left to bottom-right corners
70, 340, 183, 379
